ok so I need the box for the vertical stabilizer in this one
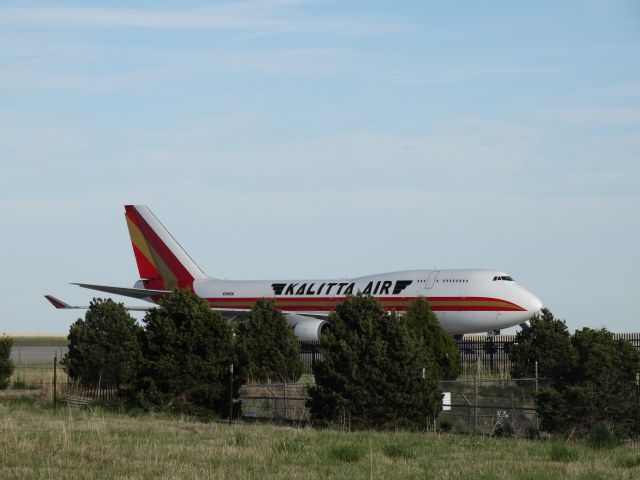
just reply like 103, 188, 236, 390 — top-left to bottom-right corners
124, 205, 208, 290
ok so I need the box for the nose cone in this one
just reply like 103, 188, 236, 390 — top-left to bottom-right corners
523, 292, 543, 318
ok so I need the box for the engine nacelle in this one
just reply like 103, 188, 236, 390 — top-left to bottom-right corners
293, 319, 327, 341
285, 313, 327, 341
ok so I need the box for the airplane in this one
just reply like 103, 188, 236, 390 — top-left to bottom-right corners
46, 204, 543, 341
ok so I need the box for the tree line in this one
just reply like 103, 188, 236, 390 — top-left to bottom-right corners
61, 290, 459, 428
2, 290, 637, 438
507, 308, 640, 440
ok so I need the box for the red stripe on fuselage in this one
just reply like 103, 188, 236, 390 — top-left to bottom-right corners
203, 296, 525, 312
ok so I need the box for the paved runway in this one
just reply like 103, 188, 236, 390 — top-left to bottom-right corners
10, 346, 68, 364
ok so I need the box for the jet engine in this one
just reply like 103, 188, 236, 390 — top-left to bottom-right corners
285, 313, 328, 341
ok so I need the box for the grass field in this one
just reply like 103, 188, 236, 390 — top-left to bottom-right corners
8, 363, 68, 396
0, 401, 639, 479
10, 336, 68, 347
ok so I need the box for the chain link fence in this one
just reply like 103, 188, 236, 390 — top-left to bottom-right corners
237, 378, 544, 436
438, 377, 542, 436
5, 359, 640, 440
2, 355, 117, 408
239, 383, 313, 424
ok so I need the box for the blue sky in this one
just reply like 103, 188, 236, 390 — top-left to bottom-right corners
1, 1, 639, 334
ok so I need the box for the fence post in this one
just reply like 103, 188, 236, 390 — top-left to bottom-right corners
283, 381, 287, 422
535, 361, 539, 430
474, 375, 478, 432
489, 336, 494, 373
229, 363, 234, 422
53, 354, 57, 410
636, 372, 640, 443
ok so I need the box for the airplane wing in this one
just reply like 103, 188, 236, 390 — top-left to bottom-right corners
216, 309, 251, 322
72, 283, 170, 300
46, 294, 328, 340
44, 295, 151, 311
45, 298, 319, 321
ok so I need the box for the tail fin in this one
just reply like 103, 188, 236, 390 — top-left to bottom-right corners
124, 205, 208, 290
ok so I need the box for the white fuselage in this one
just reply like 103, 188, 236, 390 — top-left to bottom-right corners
191, 269, 542, 335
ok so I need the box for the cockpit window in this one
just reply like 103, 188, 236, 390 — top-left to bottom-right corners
493, 276, 514, 281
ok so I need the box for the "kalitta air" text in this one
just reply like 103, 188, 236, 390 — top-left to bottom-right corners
271, 280, 412, 296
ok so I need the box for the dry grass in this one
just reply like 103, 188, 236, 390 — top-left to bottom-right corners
10, 336, 68, 347
9, 363, 68, 399
461, 357, 511, 380
0, 401, 639, 479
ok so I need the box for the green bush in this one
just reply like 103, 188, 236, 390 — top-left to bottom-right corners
536, 326, 640, 438
236, 298, 302, 383
308, 294, 442, 430
506, 308, 575, 381
62, 299, 142, 391
405, 297, 461, 380
135, 289, 240, 416
0, 334, 14, 389
515, 310, 640, 439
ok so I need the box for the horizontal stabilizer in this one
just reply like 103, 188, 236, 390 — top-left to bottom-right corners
45, 294, 152, 311
72, 283, 170, 300
45, 295, 74, 309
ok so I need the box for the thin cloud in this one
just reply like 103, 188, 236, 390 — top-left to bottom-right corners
0, 3, 404, 35
1, 4, 287, 29
603, 83, 640, 96
386, 64, 564, 88
553, 107, 640, 126
0, 46, 353, 91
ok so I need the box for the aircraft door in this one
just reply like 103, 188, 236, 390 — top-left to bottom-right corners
425, 271, 439, 289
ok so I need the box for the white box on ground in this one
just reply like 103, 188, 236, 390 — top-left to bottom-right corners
442, 392, 451, 411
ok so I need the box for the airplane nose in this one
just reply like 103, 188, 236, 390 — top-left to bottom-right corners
525, 293, 543, 316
